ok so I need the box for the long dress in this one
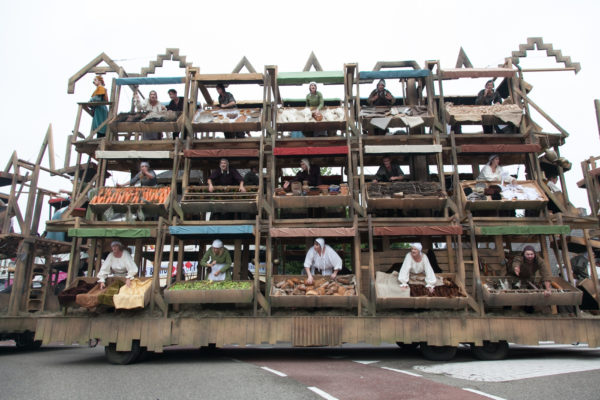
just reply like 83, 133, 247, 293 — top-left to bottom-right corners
90, 86, 108, 137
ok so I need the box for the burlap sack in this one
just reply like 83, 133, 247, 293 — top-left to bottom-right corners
113, 279, 152, 310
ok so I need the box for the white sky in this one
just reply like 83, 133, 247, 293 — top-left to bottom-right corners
1, 0, 599, 230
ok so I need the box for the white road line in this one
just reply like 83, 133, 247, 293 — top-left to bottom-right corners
260, 366, 287, 377
415, 358, 600, 382
380, 366, 422, 377
353, 360, 379, 365
308, 386, 339, 400
463, 388, 507, 400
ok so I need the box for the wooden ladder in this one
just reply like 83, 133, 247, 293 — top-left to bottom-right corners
25, 247, 52, 313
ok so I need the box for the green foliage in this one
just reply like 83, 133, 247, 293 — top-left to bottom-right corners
168, 280, 251, 291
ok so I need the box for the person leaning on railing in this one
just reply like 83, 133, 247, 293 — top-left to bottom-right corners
98, 241, 138, 289
509, 245, 552, 297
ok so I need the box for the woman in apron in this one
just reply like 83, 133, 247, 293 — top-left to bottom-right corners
200, 239, 232, 281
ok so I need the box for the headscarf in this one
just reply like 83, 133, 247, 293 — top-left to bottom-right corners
212, 239, 223, 249
309, 81, 317, 89
110, 240, 124, 250
315, 238, 325, 248
487, 154, 499, 166
378, 79, 386, 87
410, 243, 423, 253
301, 158, 310, 170
140, 161, 150, 168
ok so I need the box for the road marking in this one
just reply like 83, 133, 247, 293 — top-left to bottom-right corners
380, 366, 422, 377
307, 386, 339, 400
415, 358, 600, 382
353, 360, 379, 365
463, 388, 507, 400
260, 366, 287, 377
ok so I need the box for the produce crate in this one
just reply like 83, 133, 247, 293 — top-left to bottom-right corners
445, 104, 523, 126
273, 194, 352, 209
375, 272, 468, 309
164, 280, 254, 304
276, 106, 346, 132
192, 108, 261, 132
270, 275, 358, 308
180, 185, 258, 214
460, 180, 548, 211
89, 187, 170, 217
481, 276, 582, 307
366, 182, 446, 210
109, 112, 183, 133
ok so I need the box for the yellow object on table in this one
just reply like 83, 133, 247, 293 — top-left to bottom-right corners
113, 279, 152, 310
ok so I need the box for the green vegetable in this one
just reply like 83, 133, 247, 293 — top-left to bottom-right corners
168, 280, 252, 291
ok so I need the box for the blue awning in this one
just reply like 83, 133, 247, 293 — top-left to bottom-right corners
169, 225, 255, 238
116, 77, 186, 86
360, 70, 431, 80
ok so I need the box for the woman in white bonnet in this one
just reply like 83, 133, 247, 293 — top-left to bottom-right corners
199, 239, 232, 280
303, 238, 343, 285
478, 154, 515, 183
397, 242, 437, 293
283, 158, 322, 188
98, 241, 138, 289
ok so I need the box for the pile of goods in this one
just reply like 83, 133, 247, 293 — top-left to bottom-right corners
465, 182, 543, 202
446, 103, 521, 115
409, 277, 465, 298
271, 275, 356, 296
114, 111, 180, 123
277, 107, 345, 123
193, 108, 260, 124
483, 277, 565, 294
90, 187, 170, 204
368, 182, 444, 198
169, 280, 252, 291
360, 105, 429, 118
276, 183, 348, 196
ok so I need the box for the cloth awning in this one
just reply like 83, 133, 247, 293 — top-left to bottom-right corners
373, 226, 463, 236
441, 68, 516, 79
359, 70, 431, 80
270, 227, 356, 238
183, 149, 259, 158
116, 77, 186, 85
169, 225, 254, 238
68, 228, 152, 238
95, 151, 171, 159
365, 145, 442, 154
273, 146, 348, 156
477, 225, 570, 236
459, 144, 541, 153
277, 71, 344, 85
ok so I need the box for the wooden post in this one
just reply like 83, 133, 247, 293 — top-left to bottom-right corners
584, 229, 600, 304
367, 215, 376, 315
233, 239, 242, 280
467, 212, 484, 315
353, 214, 362, 315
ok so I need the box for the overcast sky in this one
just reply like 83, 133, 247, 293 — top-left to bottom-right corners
1, 0, 599, 229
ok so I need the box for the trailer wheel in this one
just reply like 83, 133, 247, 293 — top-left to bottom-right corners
420, 343, 457, 361
396, 342, 419, 351
15, 332, 42, 350
471, 341, 508, 360
104, 340, 141, 365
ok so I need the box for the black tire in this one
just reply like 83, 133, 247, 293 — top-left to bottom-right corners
15, 332, 42, 350
104, 340, 141, 365
471, 341, 509, 361
420, 343, 457, 361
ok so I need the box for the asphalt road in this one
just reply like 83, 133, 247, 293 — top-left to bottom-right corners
1, 342, 599, 400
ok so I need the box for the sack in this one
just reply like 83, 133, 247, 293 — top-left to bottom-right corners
58, 279, 96, 307
113, 279, 152, 310
97, 280, 126, 307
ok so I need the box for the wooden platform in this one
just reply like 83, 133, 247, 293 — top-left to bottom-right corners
34, 315, 600, 351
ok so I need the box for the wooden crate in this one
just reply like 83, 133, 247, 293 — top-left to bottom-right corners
270, 275, 358, 308
481, 276, 582, 307
192, 108, 261, 132
276, 106, 346, 132
180, 185, 258, 214
366, 182, 446, 210
445, 104, 522, 126
273, 194, 352, 209
460, 180, 548, 210
375, 273, 469, 309
164, 281, 254, 304
109, 113, 183, 133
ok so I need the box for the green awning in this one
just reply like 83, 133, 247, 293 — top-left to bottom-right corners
277, 71, 344, 85
68, 228, 152, 238
478, 225, 570, 236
